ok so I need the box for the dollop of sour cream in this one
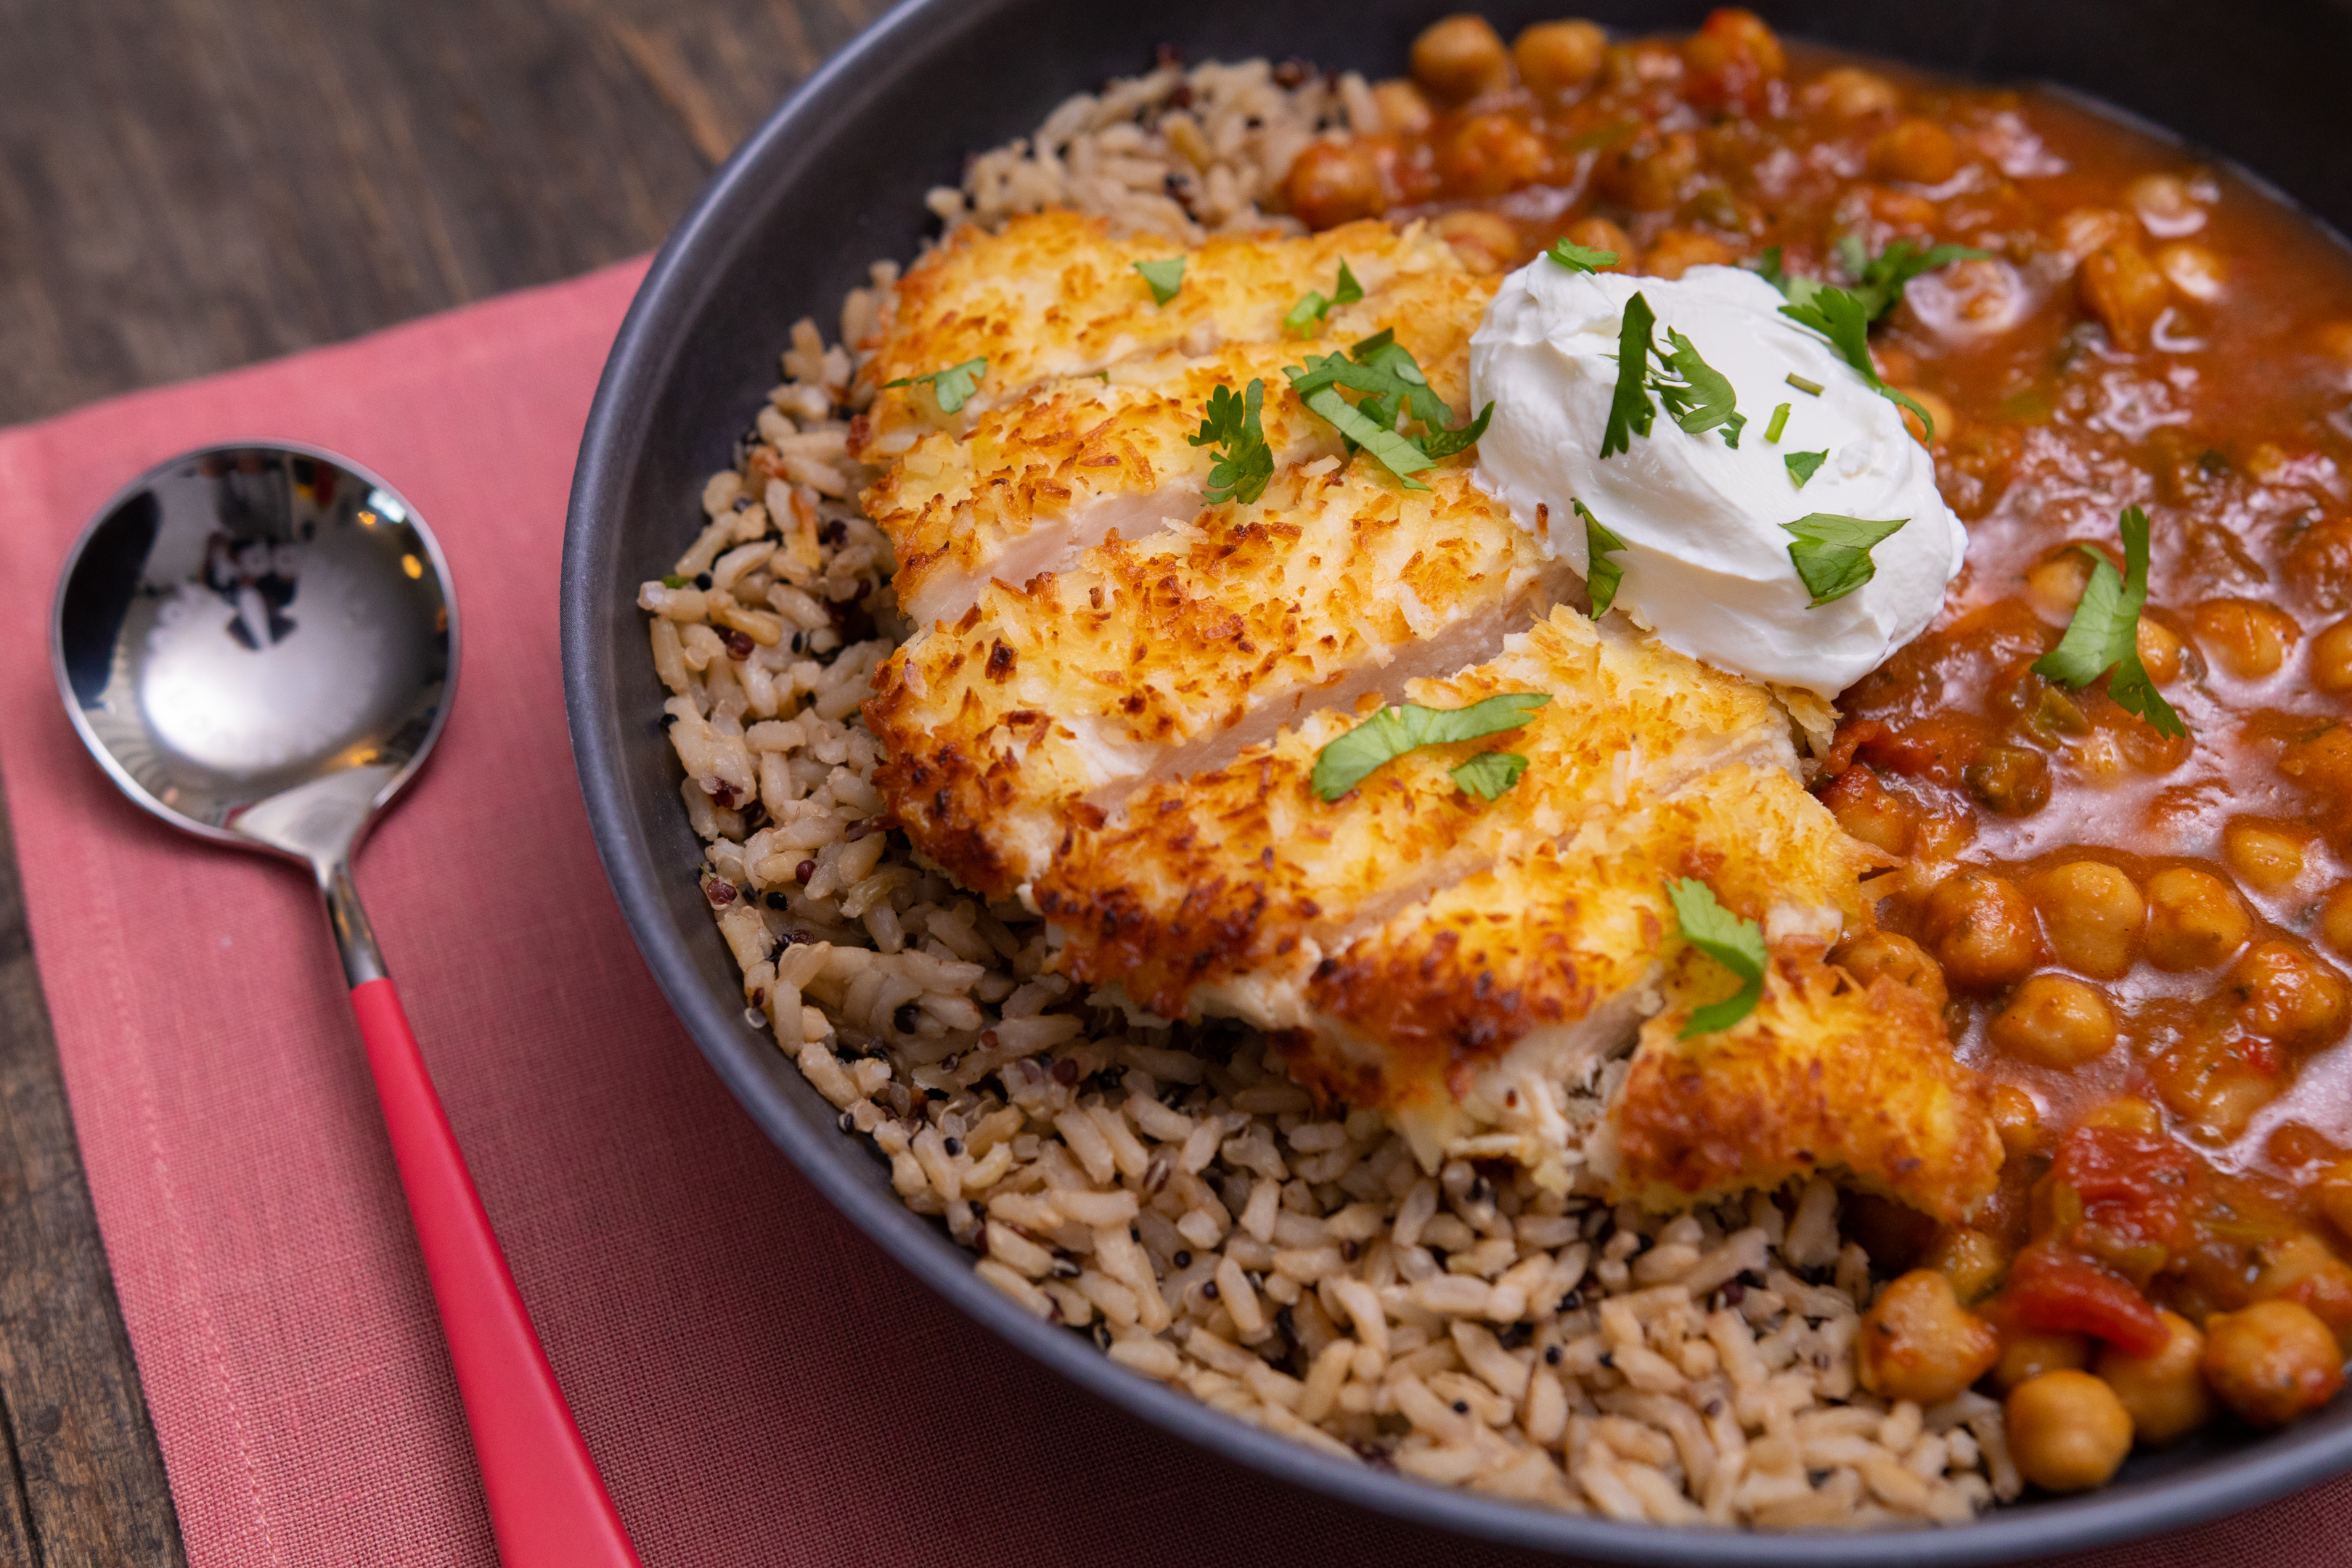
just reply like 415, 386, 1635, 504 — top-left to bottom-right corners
1469, 261, 1967, 696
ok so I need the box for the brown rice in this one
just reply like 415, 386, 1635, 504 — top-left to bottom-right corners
635, 51, 2009, 1530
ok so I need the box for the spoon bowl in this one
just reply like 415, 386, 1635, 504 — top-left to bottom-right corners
52, 441, 640, 1568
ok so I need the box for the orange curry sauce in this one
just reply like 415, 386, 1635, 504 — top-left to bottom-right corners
1289, 14, 2352, 1370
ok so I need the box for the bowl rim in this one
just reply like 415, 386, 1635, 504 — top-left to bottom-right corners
560, 1, 2352, 1556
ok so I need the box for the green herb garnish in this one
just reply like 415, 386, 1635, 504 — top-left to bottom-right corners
1601, 293, 1744, 456
1311, 693, 1551, 801
1777, 287, 1937, 442
1666, 878, 1768, 1037
660, 573, 692, 589
1786, 373, 1824, 396
1834, 235, 1990, 323
1764, 402, 1792, 444
1545, 238, 1621, 273
1784, 450, 1828, 488
1573, 498, 1626, 619
1135, 256, 1187, 306
1283, 258, 1363, 332
1781, 513, 1908, 605
1188, 379, 1275, 505
883, 356, 988, 415
1451, 751, 1530, 801
2031, 505, 2186, 738
1602, 293, 1660, 459
1284, 328, 1489, 487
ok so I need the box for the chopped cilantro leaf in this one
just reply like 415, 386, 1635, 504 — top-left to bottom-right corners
1297, 384, 1433, 489
883, 356, 987, 415
1836, 235, 1990, 322
1134, 256, 1186, 306
1784, 449, 1828, 488
1283, 258, 1362, 333
1786, 373, 1824, 396
1188, 379, 1275, 505
1312, 693, 1551, 801
1574, 498, 1626, 619
1781, 513, 1908, 605
2031, 505, 2186, 738
1451, 751, 1530, 801
660, 573, 692, 589
1419, 402, 1494, 459
1283, 330, 1488, 483
1545, 238, 1620, 273
1666, 878, 1768, 1037
1778, 287, 1937, 441
1765, 402, 1792, 444
1601, 293, 1659, 459
1652, 327, 1741, 438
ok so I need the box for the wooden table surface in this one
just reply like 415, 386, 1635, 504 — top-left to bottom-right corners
0, 1, 878, 1560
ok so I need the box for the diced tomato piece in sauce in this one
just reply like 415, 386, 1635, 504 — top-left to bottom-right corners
2001, 1243, 2170, 1355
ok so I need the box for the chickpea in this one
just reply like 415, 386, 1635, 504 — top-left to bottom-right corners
1857, 1269, 2004, 1404
1994, 1084, 2042, 1157
1438, 113, 1549, 200
2028, 861, 2145, 980
2055, 206, 2138, 265
2157, 241, 2226, 301
1833, 931, 1950, 1015
2079, 240, 2173, 353
1990, 976, 2118, 1068
2224, 818, 2308, 894
2136, 615, 2184, 683
1512, 20, 1606, 96
2025, 548, 2095, 623
1368, 78, 1434, 136
1595, 128, 1699, 211
1679, 7, 1785, 111
1810, 65, 1900, 119
2096, 1312, 2216, 1445
2318, 1157, 2352, 1244
2006, 1371, 2136, 1492
2227, 940, 2351, 1046
1869, 118, 1962, 185
2286, 519, 2352, 616
2250, 1232, 2352, 1351
1996, 1329, 2092, 1391
2322, 883, 2352, 960
2312, 618, 2352, 695
1410, 15, 1510, 104
1927, 1227, 2008, 1304
1822, 764, 1915, 856
1924, 870, 2043, 992
2193, 597, 2300, 679
2202, 1299, 2347, 1427
2128, 171, 2208, 237
1641, 228, 1737, 281
2143, 867, 2252, 971
1432, 209, 1523, 273
1282, 140, 1385, 230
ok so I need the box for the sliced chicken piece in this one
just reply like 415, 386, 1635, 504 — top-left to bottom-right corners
1596, 956, 2003, 1225
867, 467, 1567, 897
1032, 609, 1804, 1018
853, 211, 1464, 461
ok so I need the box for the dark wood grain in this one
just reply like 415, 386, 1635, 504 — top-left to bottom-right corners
0, 1, 878, 1560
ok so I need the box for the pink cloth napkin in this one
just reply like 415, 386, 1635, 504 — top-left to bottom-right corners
0, 263, 2345, 1568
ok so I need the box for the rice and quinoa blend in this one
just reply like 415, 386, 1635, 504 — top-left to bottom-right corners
637, 55, 2013, 1530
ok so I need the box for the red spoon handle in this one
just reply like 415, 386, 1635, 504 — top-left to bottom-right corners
350, 977, 643, 1567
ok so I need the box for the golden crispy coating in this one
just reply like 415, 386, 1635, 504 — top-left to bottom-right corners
854, 211, 1463, 460
1604, 957, 2004, 1226
867, 468, 1564, 897
1034, 611, 1800, 1018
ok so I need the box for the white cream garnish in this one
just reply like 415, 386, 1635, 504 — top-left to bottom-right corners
1469, 261, 1966, 696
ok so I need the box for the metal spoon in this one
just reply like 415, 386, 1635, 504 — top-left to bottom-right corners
50, 442, 642, 1568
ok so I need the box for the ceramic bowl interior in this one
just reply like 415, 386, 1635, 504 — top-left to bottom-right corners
562, 2, 2352, 1558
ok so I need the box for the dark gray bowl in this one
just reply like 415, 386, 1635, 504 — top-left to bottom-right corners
561, 1, 2352, 1558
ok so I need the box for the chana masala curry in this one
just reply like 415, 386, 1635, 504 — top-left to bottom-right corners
1296, 11, 2352, 1472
